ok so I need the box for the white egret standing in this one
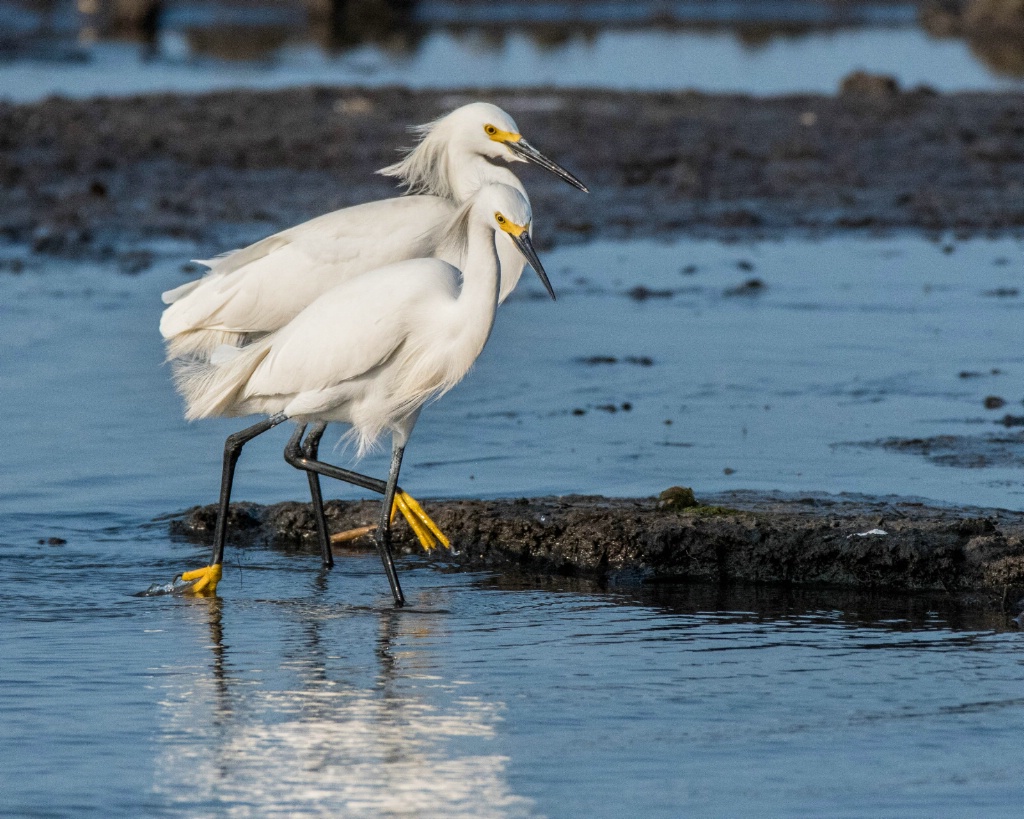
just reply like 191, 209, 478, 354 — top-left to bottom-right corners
161, 102, 585, 553
175, 184, 554, 606
160, 102, 585, 361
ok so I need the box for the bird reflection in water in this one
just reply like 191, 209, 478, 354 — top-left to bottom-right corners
152, 579, 533, 816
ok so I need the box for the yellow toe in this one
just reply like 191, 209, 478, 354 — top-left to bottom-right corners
395, 492, 450, 552
180, 564, 222, 595
395, 493, 436, 550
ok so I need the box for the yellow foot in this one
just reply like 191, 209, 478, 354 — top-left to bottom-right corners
393, 491, 451, 552
326, 494, 451, 553
180, 564, 222, 595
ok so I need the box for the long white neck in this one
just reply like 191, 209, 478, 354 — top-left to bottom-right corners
440, 161, 530, 300
453, 218, 502, 356
449, 151, 527, 203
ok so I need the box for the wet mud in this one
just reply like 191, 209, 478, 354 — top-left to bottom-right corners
6, 84, 1024, 263
868, 430, 1024, 468
169, 489, 1024, 608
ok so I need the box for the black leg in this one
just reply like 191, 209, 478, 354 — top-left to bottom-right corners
211, 412, 288, 566
301, 421, 333, 569
376, 441, 407, 607
284, 433, 389, 494
284, 433, 406, 606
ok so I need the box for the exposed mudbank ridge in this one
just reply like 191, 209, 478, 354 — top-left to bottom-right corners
7, 85, 1024, 265
168, 489, 1024, 606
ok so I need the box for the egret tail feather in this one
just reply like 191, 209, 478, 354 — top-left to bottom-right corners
172, 339, 271, 421
163, 329, 247, 363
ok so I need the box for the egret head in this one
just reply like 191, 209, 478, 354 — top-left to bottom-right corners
477, 183, 556, 301
458, 102, 588, 193
379, 102, 588, 199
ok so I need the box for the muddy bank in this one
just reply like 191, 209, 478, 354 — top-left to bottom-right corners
5, 85, 1024, 263
168, 489, 1024, 608
865, 430, 1024, 468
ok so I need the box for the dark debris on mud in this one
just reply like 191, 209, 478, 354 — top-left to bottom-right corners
8, 85, 1024, 262
168, 489, 1024, 608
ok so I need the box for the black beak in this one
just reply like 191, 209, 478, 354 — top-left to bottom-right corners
506, 138, 589, 193
510, 230, 556, 300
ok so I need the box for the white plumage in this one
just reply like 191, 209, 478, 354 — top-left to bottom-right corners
160, 102, 585, 361
173, 183, 549, 458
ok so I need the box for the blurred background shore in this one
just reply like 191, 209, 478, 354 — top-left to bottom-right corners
7, 1, 1024, 77
7, 0, 1024, 96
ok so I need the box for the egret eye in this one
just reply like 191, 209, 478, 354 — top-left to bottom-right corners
484, 124, 498, 136
494, 212, 506, 224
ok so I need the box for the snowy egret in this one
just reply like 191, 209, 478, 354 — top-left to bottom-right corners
176, 183, 553, 606
160, 102, 585, 361
162, 102, 584, 558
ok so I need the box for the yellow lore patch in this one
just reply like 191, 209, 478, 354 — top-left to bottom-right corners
484, 124, 521, 143
495, 213, 528, 237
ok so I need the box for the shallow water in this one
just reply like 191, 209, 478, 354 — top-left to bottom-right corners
3, 233, 1024, 814
2, 235, 1022, 519
4, 1, 1024, 101
3, 520, 1023, 817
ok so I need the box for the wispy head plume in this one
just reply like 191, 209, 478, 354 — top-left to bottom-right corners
377, 115, 456, 200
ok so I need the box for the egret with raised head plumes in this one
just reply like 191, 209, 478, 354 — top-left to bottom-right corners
161, 102, 584, 550
160, 102, 584, 361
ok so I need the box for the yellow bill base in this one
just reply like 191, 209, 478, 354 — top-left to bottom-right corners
180, 564, 222, 595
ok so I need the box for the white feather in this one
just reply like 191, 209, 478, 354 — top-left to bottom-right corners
160, 103, 536, 363
174, 184, 534, 458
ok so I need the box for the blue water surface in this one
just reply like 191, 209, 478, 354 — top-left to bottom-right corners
3, 519, 1022, 817
2, 234, 1024, 816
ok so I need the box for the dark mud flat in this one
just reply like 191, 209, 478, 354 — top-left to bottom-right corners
869, 430, 1024, 468
6, 84, 1024, 262
170, 490, 1024, 609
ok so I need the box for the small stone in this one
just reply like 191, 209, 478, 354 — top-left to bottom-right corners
658, 486, 698, 510
627, 285, 674, 301
839, 70, 900, 97
984, 395, 1006, 409
334, 96, 373, 115
724, 278, 765, 297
